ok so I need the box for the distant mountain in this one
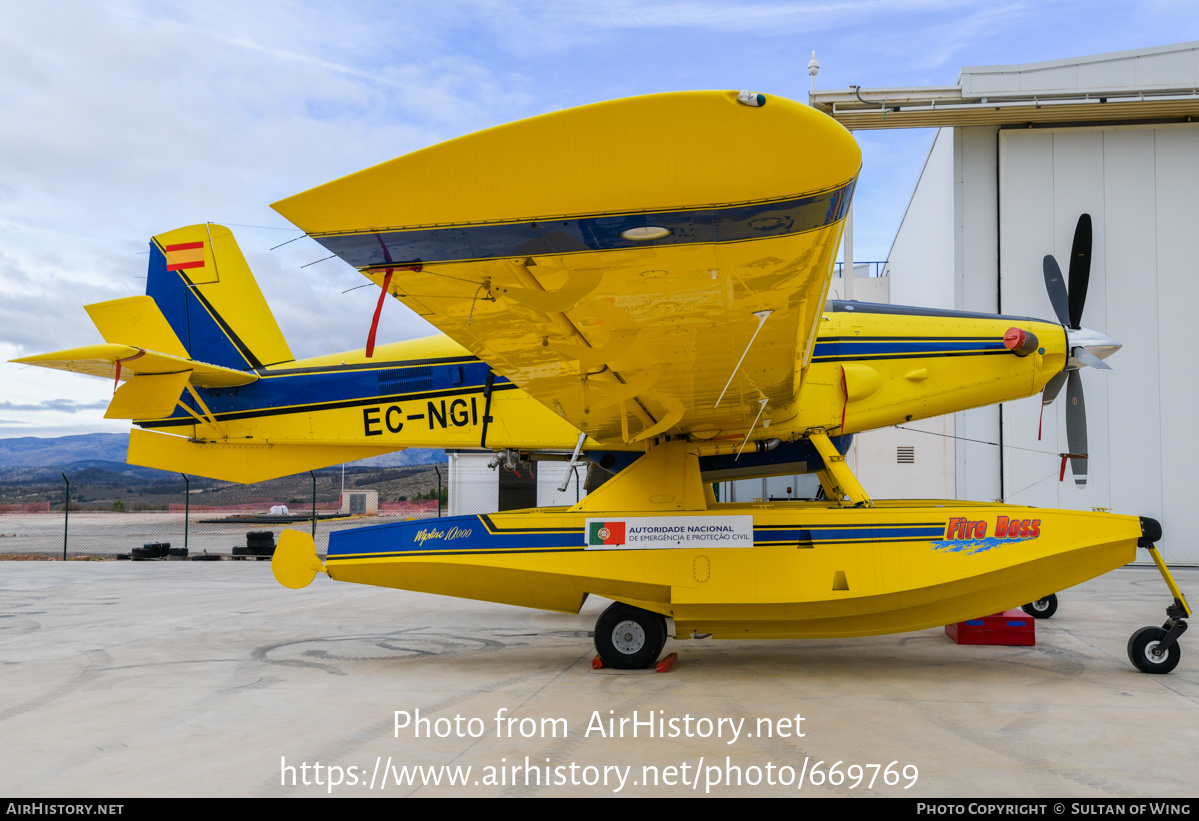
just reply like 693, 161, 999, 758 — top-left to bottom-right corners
0, 433, 129, 467
352, 448, 447, 467
0, 432, 445, 469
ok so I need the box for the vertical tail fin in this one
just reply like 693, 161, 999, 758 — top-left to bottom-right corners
147, 224, 294, 370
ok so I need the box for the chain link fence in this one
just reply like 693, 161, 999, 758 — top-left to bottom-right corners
0, 463, 450, 561
0, 454, 794, 561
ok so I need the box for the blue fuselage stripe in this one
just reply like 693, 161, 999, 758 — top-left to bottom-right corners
811, 337, 1008, 362
144, 357, 509, 426
145, 333, 1006, 426
326, 515, 948, 560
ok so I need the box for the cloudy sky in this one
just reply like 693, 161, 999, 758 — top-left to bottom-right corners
2, 0, 1197, 437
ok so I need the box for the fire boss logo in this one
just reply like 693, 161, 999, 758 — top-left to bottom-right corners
944, 516, 1041, 541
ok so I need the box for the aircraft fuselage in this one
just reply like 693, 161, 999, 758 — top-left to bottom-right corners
129, 300, 1067, 484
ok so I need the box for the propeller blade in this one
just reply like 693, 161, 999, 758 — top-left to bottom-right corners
1042, 371, 1068, 404
1043, 255, 1071, 326
1066, 369, 1088, 488
1072, 346, 1112, 371
1067, 214, 1092, 329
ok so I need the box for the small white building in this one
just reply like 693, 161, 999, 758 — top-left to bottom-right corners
340, 490, 378, 516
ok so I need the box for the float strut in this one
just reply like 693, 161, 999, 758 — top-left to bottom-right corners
808, 430, 873, 508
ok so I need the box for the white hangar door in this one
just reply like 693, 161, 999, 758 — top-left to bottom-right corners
997, 124, 1199, 563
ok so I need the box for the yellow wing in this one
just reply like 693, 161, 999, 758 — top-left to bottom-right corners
274, 91, 860, 445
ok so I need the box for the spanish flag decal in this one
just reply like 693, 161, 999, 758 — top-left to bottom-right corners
588, 521, 625, 546
164, 241, 206, 272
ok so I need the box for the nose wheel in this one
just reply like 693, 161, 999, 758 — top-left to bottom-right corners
1128, 625, 1183, 674
594, 602, 668, 669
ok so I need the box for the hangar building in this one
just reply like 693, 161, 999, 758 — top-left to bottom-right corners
812, 41, 1199, 563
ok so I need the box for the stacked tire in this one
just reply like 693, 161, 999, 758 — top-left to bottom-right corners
233, 531, 276, 560
130, 542, 170, 561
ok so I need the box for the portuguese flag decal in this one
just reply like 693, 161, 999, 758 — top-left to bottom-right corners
588, 521, 626, 546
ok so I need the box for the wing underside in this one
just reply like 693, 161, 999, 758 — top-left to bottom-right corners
362, 217, 847, 445
274, 91, 861, 446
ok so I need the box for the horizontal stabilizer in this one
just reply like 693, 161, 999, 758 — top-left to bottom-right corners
85, 296, 189, 358
105, 371, 191, 420
13, 344, 257, 389
128, 429, 401, 484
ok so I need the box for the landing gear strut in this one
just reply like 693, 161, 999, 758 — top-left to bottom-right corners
594, 602, 668, 670
1128, 517, 1189, 674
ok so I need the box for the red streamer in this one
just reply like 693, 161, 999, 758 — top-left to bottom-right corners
365, 269, 394, 359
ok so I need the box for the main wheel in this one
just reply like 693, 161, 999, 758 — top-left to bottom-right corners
1021, 594, 1058, 619
1127, 626, 1181, 674
594, 603, 667, 670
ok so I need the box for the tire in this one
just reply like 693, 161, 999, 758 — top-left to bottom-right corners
1021, 594, 1058, 619
594, 603, 667, 670
1127, 626, 1181, 674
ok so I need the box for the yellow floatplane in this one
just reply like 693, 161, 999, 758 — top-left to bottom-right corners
17, 91, 1188, 671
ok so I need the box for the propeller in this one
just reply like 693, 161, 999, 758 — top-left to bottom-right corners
1040, 214, 1120, 488
1042, 213, 1091, 330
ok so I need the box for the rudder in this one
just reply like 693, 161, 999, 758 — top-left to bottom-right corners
147, 224, 294, 370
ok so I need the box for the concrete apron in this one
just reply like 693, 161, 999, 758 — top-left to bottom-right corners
1, 562, 1195, 798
